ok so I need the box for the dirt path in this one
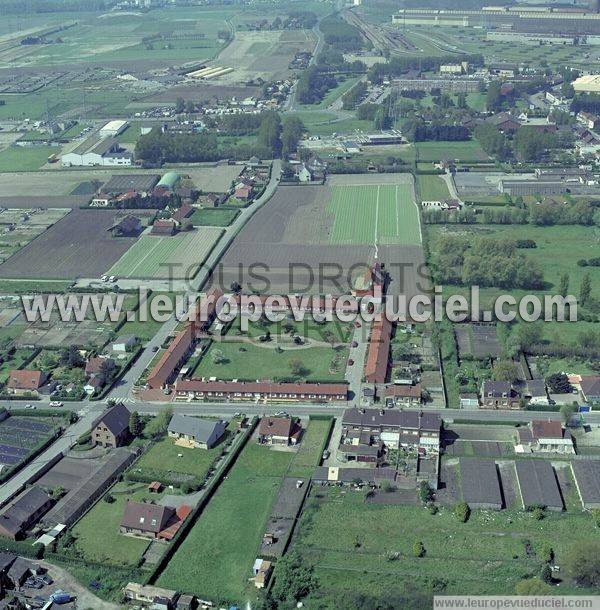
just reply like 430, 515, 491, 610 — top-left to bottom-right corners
39, 560, 122, 610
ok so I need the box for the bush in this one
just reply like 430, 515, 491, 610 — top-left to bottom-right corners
418, 481, 433, 504
453, 501, 470, 523
413, 540, 426, 558
104, 493, 115, 504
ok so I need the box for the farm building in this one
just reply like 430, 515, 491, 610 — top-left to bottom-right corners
151, 219, 178, 236
101, 174, 160, 195
124, 583, 178, 606
61, 137, 132, 167
41, 449, 136, 527
91, 403, 131, 448
0, 486, 53, 540
108, 215, 143, 238
99, 120, 129, 138
156, 172, 181, 191
514, 460, 563, 511
167, 414, 227, 449
571, 461, 600, 509
459, 458, 503, 510
364, 316, 392, 384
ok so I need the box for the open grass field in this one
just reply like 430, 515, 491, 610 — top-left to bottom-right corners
291, 486, 598, 608
107, 228, 223, 279
416, 140, 489, 162
156, 442, 293, 603
416, 174, 451, 201
288, 418, 332, 478
326, 183, 421, 246
71, 481, 155, 567
193, 341, 349, 382
0, 146, 56, 172
190, 208, 239, 227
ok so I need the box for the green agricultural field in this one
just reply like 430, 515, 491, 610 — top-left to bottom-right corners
291, 487, 598, 608
0, 146, 55, 172
416, 174, 451, 201
156, 442, 294, 603
326, 183, 421, 246
71, 481, 155, 567
193, 341, 348, 382
288, 418, 332, 478
190, 208, 239, 227
108, 228, 223, 279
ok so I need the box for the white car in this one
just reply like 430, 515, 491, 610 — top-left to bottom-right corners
100, 275, 108, 282
109, 275, 117, 282
49, 401, 63, 408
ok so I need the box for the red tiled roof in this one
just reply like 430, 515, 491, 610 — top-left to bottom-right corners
384, 383, 422, 398
85, 357, 114, 376
364, 316, 392, 384
7, 370, 46, 391
147, 324, 194, 389
259, 417, 293, 439
531, 420, 563, 440
175, 379, 348, 398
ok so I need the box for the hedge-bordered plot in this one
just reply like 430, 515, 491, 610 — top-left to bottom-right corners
107, 228, 223, 279
326, 184, 421, 246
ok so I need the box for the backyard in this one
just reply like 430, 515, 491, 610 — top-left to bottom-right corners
192, 341, 349, 382
156, 442, 294, 603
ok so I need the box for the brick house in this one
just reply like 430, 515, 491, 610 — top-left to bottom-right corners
91, 403, 130, 448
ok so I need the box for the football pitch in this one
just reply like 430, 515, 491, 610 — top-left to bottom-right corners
107, 228, 223, 279
325, 184, 421, 246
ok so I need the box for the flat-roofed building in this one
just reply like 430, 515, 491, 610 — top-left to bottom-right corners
61, 137, 132, 167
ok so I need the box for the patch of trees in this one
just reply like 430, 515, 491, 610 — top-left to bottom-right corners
433, 235, 544, 290
357, 102, 379, 121
286, 10, 318, 29
529, 200, 597, 226
513, 127, 559, 162
280, 115, 305, 157
218, 113, 264, 135
578, 257, 600, 267
367, 53, 483, 84
316, 46, 364, 73
342, 81, 368, 110
136, 112, 282, 163
403, 119, 469, 143
571, 93, 600, 115
296, 66, 337, 104
319, 15, 364, 52
473, 124, 512, 161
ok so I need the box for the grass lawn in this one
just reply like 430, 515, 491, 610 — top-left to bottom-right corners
326, 183, 421, 246
156, 442, 293, 603
190, 208, 239, 227
134, 432, 229, 481
290, 111, 372, 137
416, 140, 489, 162
71, 481, 155, 567
193, 341, 348, 382
292, 487, 598, 607
0, 145, 55, 171
227, 318, 353, 343
416, 174, 450, 201
288, 418, 332, 478
0, 348, 36, 383
118, 291, 178, 341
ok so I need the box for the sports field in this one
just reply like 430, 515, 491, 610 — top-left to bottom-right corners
107, 228, 223, 279
326, 184, 421, 246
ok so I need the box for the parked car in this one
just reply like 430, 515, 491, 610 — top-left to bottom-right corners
348, 359, 354, 366
49, 401, 63, 408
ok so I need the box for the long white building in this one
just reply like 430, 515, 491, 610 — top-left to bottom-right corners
61, 137, 132, 167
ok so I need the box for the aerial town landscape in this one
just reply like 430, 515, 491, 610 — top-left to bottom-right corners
0, 0, 598, 607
